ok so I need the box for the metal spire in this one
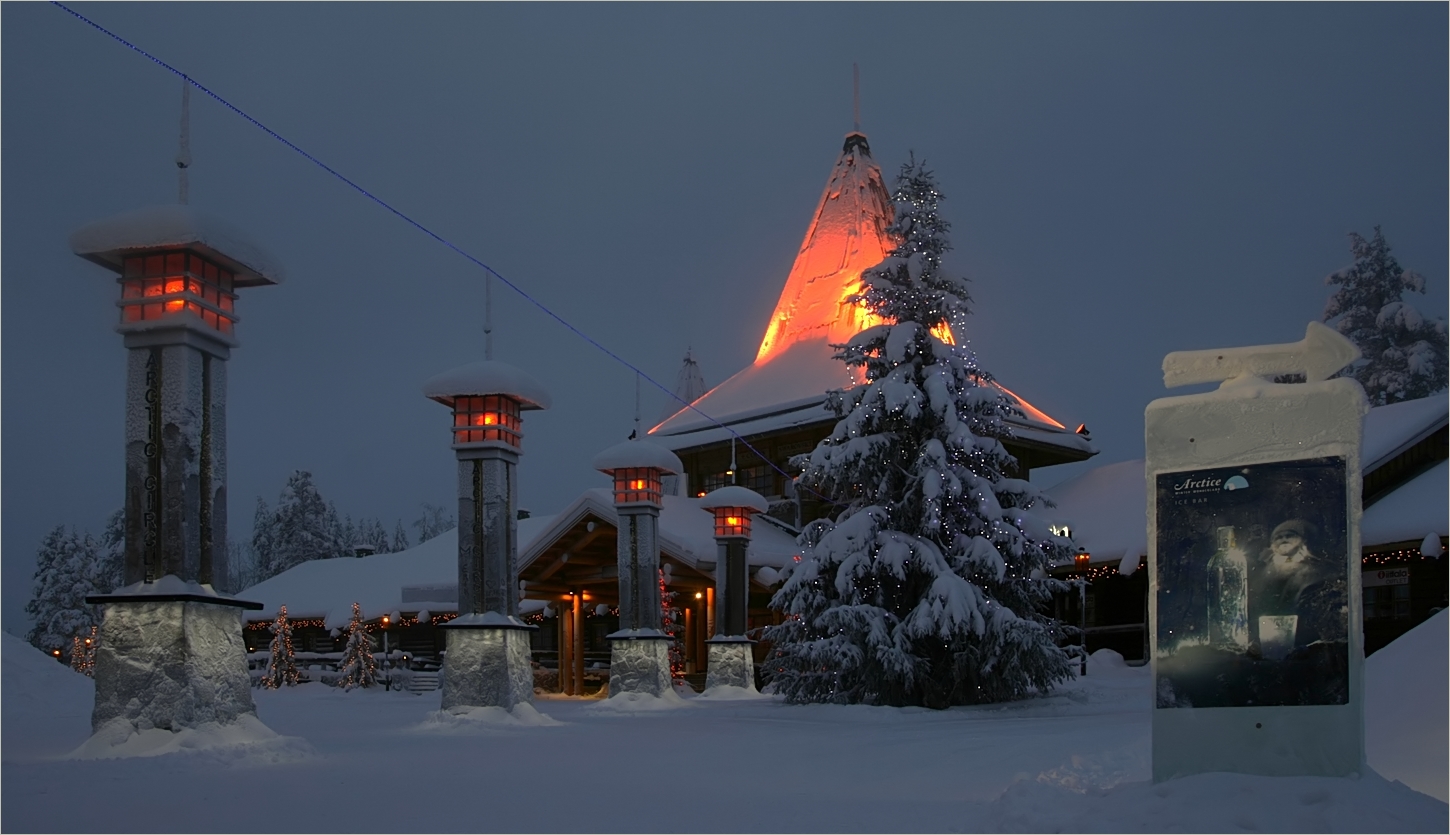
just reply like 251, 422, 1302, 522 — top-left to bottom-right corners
633, 371, 642, 439
852, 63, 860, 133
484, 273, 494, 360
176, 79, 192, 204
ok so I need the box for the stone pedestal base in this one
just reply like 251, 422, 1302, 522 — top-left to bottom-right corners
441, 621, 535, 711
92, 599, 256, 733
706, 637, 756, 691
607, 631, 673, 697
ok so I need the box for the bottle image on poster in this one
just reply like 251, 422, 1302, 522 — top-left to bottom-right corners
1155, 457, 1349, 709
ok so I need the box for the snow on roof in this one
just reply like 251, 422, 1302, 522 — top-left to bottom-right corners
698, 485, 770, 513
1049, 397, 1450, 562
241, 513, 557, 628
70, 204, 284, 287
592, 439, 682, 474
519, 487, 799, 577
1362, 459, 1447, 546
649, 337, 1094, 460
1362, 394, 1447, 471
1044, 458, 1148, 564
421, 360, 552, 409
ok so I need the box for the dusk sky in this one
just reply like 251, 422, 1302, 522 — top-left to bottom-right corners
3, 3, 1445, 634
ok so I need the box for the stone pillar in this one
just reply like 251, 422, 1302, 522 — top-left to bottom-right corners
706, 534, 756, 690
607, 504, 673, 696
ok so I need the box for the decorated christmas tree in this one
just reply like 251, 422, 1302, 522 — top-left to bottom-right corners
264, 605, 301, 689
765, 157, 1077, 709
1323, 226, 1447, 405
70, 626, 97, 677
658, 568, 685, 680
337, 602, 377, 690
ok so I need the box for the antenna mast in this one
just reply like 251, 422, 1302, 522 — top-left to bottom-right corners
484, 273, 494, 360
176, 80, 192, 204
633, 372, 642, 439
852, 63, 860, 132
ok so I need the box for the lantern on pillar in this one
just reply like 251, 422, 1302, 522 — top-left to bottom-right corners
70, 203, 278, 738
699, 485, 768, 692
423, 359, 551, 712
592, 438, 682, 698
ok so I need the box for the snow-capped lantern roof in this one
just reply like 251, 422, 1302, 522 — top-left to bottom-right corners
698, 485, 770, 513
421, 360, 552, 410
594, 439, 682, 508
592, 439, 683, 475
70, 204, 284, 287
699, 485, 771, 538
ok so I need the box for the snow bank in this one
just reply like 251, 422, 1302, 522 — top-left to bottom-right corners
1365, 608, 1449, 802
587, 687, 693, 713
415, 702, 561, 732
69, 714, 314, 766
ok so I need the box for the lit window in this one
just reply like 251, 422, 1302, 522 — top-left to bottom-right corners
451, 395, 523, 447
612, 467, 662, 505
118, 250, 238, 334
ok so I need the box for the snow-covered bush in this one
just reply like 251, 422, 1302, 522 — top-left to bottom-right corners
25, 521, 122, 659
765, 157, 1077, 709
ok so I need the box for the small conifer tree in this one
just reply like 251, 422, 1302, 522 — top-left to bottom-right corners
765, 157, 1076, 709
264, 605, 301, 688
337, 602, 377, 690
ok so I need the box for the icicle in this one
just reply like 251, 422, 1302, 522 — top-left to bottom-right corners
176, 79, 192, 204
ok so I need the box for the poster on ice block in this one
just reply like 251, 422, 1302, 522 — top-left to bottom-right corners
1146, 322, 1366, 781
1154, 458, 1350, 709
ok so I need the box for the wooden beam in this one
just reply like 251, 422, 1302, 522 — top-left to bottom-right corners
533, 552, 569, 583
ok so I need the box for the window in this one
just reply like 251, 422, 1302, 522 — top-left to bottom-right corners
119, 251, 237, 334
612, 467, 662, 505
1364, 584, 1411, 621
452, 395, 522, 447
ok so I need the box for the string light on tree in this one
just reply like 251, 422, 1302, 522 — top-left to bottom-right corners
337, 602, 377, 690
264, 604, 300, 689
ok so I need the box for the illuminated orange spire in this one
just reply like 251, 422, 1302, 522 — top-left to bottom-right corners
755, 132, 895, 363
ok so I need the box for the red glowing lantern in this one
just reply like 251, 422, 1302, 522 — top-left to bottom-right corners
593, 440, 682, 508
698, 485, 770, 539
118, 251, 239, 334
422, 361, 552, 452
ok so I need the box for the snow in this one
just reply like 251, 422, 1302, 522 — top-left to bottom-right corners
1362, 394, 1447, 470
1365, 609, 1450, 802
591, 438, 684, 474
241, 517, 555, 628
69, 203, 284, 286
1362, 460, 1448, 545
698, 485, 770, 513
420, 359, 552, 409
5, 633, 1444, 832
1044, 458, 1149, 563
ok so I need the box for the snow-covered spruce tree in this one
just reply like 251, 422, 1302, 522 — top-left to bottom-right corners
337, 602, 377, 689
764, 158, 1076, 709
25, 526, 117, 659
264, 605, 301, 688
392, 520, 410, 552
1324, 227, 1447, 405
267, 471, 339, 575
413, 503, 456, 543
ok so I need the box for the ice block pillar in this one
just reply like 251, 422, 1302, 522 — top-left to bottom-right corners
699, 485, 768, 691
1147, 322, 1366, 782
424, 360, 551, 712
593, 439, 682, 697
70, 205, 278, 734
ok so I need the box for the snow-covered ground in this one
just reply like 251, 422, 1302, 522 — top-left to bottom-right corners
3, 617, 1445, 833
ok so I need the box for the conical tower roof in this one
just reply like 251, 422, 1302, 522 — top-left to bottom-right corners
660, 349, 708, 423
651, 131, 1093, 468
755, 132, 893, 363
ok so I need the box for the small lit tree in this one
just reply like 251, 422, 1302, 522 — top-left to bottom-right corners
70, 626, 97, 677
337, 602, 377, 690
659, 568, 685, 680
263, 605, 300, 689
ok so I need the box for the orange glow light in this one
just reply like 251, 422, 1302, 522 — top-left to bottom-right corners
630, 479, 646, 490
725, 516, 742, 527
